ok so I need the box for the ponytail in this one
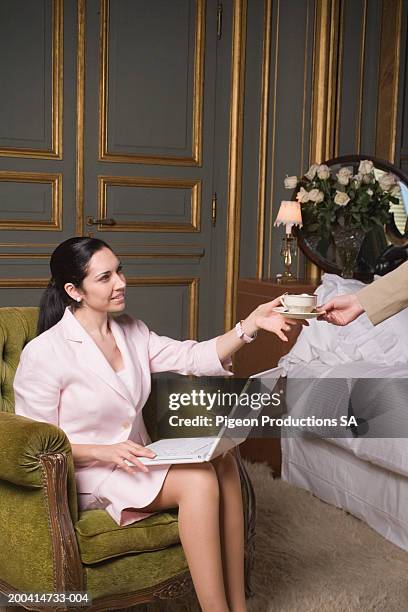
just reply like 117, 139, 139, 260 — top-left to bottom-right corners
37, 279, 69, 335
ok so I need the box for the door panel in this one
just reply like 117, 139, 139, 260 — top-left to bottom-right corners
83, 0, 222, 339
0, 0, 61, 158
103, 0, 202, 164
124, 279, 198, 338
0, 173, 61, 230
97, 176, 201, 232
0, 0, 77, 298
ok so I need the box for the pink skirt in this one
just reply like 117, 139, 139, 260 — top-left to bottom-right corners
78, 463, 172, 526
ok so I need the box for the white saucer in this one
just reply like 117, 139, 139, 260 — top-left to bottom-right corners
272, 306, 320, 319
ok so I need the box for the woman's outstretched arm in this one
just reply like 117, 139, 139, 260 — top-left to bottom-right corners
215, 296, 300, 363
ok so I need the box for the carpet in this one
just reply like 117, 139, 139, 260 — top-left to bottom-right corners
142, 460, 408, 612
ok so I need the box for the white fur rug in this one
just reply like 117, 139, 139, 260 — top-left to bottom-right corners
142, 460, 408, 612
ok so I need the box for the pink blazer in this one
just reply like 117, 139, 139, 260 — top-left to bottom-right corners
13, 307, 232, 493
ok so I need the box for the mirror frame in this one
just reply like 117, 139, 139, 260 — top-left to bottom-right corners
293, 154, 408, 278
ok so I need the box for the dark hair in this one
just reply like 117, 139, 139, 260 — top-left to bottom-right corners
37, 237, 113, 335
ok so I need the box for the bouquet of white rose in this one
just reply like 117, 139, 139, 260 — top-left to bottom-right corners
284, 159, 399, 240
283, 160, 401, 277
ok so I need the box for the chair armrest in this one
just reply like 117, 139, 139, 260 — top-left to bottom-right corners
0, 413, 84, 594
0, 412, 78, 518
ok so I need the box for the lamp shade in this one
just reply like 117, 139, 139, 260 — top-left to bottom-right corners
274, 200, 303, 233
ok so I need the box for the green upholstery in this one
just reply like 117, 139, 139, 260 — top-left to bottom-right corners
76, 509, 180, 564
0, 412, 78, 520
0, 482, 57, 593
0, 307, 38, 413
0, 307, 253, 607
84, 546, 189, 600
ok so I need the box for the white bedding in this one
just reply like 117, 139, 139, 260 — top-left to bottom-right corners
277, 274, 408, 548
276, 274, 408, 476
280, 363, 408, 478
282, 436, 408, 551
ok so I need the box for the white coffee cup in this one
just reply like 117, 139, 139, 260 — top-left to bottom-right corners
279, 293, 317, 313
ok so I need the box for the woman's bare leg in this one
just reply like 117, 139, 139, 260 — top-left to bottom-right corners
138, 462, 229, 612
211, 452, 247, 612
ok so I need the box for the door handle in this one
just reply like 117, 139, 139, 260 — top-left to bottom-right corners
86, 216, 116, 226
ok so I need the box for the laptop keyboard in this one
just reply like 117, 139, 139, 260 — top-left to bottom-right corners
149, 437, 215, 457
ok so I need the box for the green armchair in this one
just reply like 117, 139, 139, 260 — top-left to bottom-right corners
0, 307, 256, 610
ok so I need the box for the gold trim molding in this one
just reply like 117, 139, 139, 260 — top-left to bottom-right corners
118, 252, 204, 259
355, 0, 367, 153
97, 176, 201, 232
0, 242, 204, 259
0, 243, 61, 247
306, 0, 341, 282
0, 172, 62, 231
333, 0, 344, 157
309, 0, 341, 164
375, 0, 403, 162
256, 0, 272, 279
0, 251, 204, 259
125, 277, 199, 339
0, 0, 63, 160
224, 0, 247, 331
0, 241, 202, 247
266, 0, 280, 279
0, 279, 49, 288
98, 0, 204, 166
76, 0, 86, 234
0, 254, 50, 259
300, 1, 311, 181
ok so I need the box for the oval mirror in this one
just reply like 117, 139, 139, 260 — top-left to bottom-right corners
294, 155, 408, 280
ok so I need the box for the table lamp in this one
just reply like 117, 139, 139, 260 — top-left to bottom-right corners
274, 200, 303, 282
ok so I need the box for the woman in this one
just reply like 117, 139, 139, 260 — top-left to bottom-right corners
14, 237, 297, 612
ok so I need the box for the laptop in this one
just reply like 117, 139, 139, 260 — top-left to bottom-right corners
129, 366, 283, 466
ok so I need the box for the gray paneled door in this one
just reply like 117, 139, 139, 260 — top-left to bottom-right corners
83, 0, 223, 340
0, 0, 77, 308
0, 0, 233, 341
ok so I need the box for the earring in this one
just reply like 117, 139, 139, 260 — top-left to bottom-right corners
76, 297, 82, 303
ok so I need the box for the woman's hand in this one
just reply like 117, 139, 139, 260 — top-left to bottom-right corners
215, 296, 308, 363
317, 294, 365, 326
244, 296, 307, 342
91, 441, 156, 474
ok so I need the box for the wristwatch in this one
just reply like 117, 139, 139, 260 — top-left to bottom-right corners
235, 320, 257, 343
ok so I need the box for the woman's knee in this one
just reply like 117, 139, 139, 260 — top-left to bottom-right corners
172, 462, 220, 502
212, 451, 239, 477
136, 463, 218, 512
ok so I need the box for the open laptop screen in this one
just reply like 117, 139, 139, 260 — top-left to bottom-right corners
209, 366, 284, 452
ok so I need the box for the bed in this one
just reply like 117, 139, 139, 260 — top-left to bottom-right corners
277, 273, 408, 551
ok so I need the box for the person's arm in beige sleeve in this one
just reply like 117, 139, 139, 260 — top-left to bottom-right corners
317, 260, 408, 326
356, 260, 408, 325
